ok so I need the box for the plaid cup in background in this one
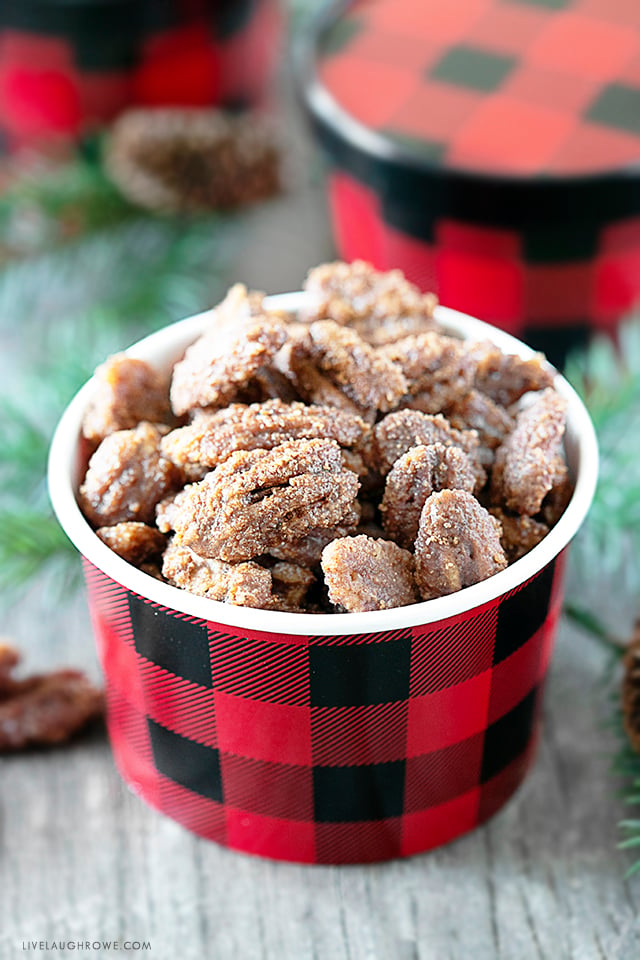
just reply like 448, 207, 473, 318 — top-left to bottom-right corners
48, 295, 598, 864
0, 0, 282, 150
300, 0, 640, 368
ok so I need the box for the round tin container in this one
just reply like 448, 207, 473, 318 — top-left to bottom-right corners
301, 0, 640, 366
48, 293, 597, 863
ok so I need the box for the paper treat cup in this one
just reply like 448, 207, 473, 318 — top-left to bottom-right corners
0, 0, 281, 149
300, 0, 640, 368
48, 294, 598, 864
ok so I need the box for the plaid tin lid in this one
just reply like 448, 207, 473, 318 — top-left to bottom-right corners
302, 0, 640, 228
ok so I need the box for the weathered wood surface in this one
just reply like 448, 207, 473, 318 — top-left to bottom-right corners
2, 68, 639, 960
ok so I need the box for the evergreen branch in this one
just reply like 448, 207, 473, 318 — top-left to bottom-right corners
0, 145, 137, 260
0, 208, 234, 606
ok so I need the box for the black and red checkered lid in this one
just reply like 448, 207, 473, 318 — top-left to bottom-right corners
303, 0, 640, 223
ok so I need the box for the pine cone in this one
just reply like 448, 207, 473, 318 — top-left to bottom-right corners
622, 622, 640, 753
105, 108, 282, 214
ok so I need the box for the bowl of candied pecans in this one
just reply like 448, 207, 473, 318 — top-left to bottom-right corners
48, 262, 597, 863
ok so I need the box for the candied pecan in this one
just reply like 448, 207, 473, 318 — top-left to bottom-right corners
267, 510, 361, 566
82, 353, 171, 443
156, 486, 194, 533
280, 321, 407, 418
303, 260, 438, 344
371, 409, 483, 483
172, 438, 360, 562
276, 330, 369, 419
489, 508, 549, 562
308, 320, 407, 413
214, 282, 267, 324
162, 539, 273, 607
447, 389, 515, 463
0, 644, 104, 752
96, 522, 166, 565
471, 342, 555, 406
170, 311, 288, 416
270, 562, 316, 611
381, 331, 474, 414
540, 474, 574, 527
321, 535, 418, 612
79, 422, 183, 527
380, 443, 476, 549
415, 490, 507, 600
492, 389, 568, 516
161, 399, 368, 469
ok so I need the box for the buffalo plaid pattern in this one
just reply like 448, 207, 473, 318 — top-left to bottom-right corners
317, 0, 640, 176
84, 551, 566, 863
328, 170, 640, 365
309, 0, 640, 364
0, 0, 280, 148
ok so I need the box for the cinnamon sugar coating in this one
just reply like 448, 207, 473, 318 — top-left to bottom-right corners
162, 539, 273, 607
321, 535, 418, 612
371, 409, 483, 485
96, 522, 166, 565
0, 643, 104, 752
447, 389, 516, 464
492, 389, 568, 516
276, 326, 368, 419
279, 320, 408, 419
79, 422, 182, 527
489, 508, 549, 562
270, 562, 316, 611
381, 331, 475, 414
266, 512, 361, 566
381, 443, 476, 549
472, 342, 555, 407
303, 260, 438, 345
161, 399, 368, 469
415, 490, 507, 600
170, 308, 287, 415
82, 353, 171, 443
171, 438, 360, 563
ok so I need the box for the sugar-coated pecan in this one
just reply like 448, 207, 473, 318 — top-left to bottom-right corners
79, 422, 182, 527
270, 562, 316, 611
82, 353, 171, 443
415, 490, 507, 600
447, 389, 515, 463
489, 508, 549, 562
280, 321, 407, 419
303, 260, 438, 344
0, 643, 104, 752
491, 389, 568, 516
321, 535, 418, 612
380, 443, 476, 549
172, 438, 360, 562
170, 310, 288, 415
471, 342, 555, 406
162, 539, 273, 607
371, 409, 484, 484
161, 399, 368, 469
267, 509, 361, 566
381, 331, 474, 414
96, 522, 166, 565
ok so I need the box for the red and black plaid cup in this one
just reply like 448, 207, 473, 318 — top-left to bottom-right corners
0, 0, 282, 150
48, 293, 598, 864
300, 0, 640, 367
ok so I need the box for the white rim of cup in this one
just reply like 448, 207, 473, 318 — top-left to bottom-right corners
48, 292, 599, 637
